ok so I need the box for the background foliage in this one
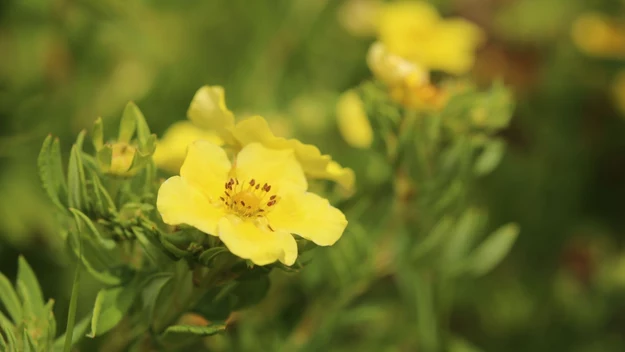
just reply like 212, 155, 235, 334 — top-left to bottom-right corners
2, 0, 625, 351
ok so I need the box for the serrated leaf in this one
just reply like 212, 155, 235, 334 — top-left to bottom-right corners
88, 285, 137, 337
92, 117, 104, 150
474, 138, 506, 176
38, 135, 67, 212
17, 257, 45, 317
119, 103, 138, 143
464, 223, 520, 277
0, 273, 22, 324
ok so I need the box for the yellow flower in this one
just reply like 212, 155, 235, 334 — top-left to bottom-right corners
612, 70, 625, 115
108, 142, 137, 176
338, 0, 381, 37
188, 86, 355, 192
336, 90, 373, 149
572, 13, 625, 58
157, 140, 348, 266
367, 41, 429, 88
153, 121, 223, 174
376, 1, 484, 75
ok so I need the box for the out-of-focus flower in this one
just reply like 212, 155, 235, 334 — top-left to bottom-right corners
612, 71, 625, 115
157, 141, 348, 266
336, 90, 373, 149
338, 0, 381, 37
153, 121, 223, 174
188, 86, 355, 192
367, 42, 449, 111
376, 1, 484, 75
572, 13, 625, 58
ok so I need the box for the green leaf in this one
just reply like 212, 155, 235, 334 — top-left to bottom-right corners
38, 135, 67, 212
0, 273, 22, 324
132, 104, 152, 148
89, 170, 116, 213
67, 131, 88, 210
95, 146, 113, 173
63, 220, 83, 352
88, 285, 137, 337
22, 328, 37, 352
0, 328, 7, 351
464, 223, 520, 277
162, 323, 226, 338
443, 209, 488, 266
92, 117, 104, 150
17, 257, 45, 317
53, 315, 90, 352
412, 216, 454, 261
0, 311, 17, 351
66, 226, 121, 286
198, 247, 229, 267
132, 227, 169, 266
448, 335, 484, 352
474, 138, 506, 176
44, 300, 56, 349
119, 103, 138, 143
70, 208, 116, 249
140, 273, 173, 325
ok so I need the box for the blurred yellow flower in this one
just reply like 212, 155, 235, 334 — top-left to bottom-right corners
338, 0, 381, 37
612, 71, 625, 115
153, 121, 223, 174
572, 13, 625, 58
188, 86, 355, 192
157, 141, 347, 266
336, 90, 373, 149
376, 1, 484, 75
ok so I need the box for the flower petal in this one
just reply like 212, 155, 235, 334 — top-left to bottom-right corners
234, 142, 307, 193
336, 90, 373, 149
187, 86, 237, 145
267, 191, 348, 246
180, 140, 231, 200
232, 116, 354, 191
218, 218, 298, 266
157, 176, 224, 235
153, 121, 224, 174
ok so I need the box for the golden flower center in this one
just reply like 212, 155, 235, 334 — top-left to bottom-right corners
220, 178, 279, 219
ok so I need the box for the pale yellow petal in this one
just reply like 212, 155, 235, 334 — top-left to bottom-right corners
187, 86, 236, 144
336, 90, 373, 149
180, 140, 232, 200
153, 121, 224, 174
157, 176, 224, 235
218, 217, 298, 266
268, 191, 348, 246
234, 142, 307, 193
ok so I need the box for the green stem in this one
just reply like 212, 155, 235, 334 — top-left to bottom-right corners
63, 234, 82, 352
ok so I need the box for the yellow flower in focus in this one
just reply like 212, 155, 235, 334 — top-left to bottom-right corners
376, 1, 484, 75
572, 13, 625, 58
153, 121, 224, 174
188, 86, 355, 192
612, 71, 625, 115
157, 141, 348, 266
336, 90, 373, 149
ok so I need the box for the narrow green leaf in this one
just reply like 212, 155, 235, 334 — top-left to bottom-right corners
63, 221, 83, 352
464, 223, 519, 277
198, 247, 228, 266
119, 103, 138, 143
67, 131, 88, 210
92, 117, 104, 150
474, 138, 506, 176
0, 311, 17, 351
140, 274, 173, 324
443, 209, 487, 266
53, 314, 90, 351
96, 146, 113, 173
44, 300, 56, 349
37, 135, 67, 212
22, 328, 37, 352
88, 285, 137, 337
0, 328, 7, 351
412, 216, 454, 261
162, 323, 226, 338
90, 171, 116, 213
137, 133, 157, 155
0, 273, 22, 324
128, 102, 151, 147
17, 257, 45, 316
70, 208, 116, 249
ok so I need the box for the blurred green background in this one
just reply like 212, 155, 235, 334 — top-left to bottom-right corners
2, 0, 625, 351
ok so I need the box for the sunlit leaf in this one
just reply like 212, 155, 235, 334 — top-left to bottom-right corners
464, 223, 520, 277
88, 285, 137, 337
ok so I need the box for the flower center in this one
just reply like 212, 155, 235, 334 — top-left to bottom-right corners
220, 178, 279, 219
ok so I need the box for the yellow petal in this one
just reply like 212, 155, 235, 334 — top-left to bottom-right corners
153, 121, 224, 174
187, 86, 236, 142
232, 116, 354, 191
157, 176, 224, 235
234, 142, 307, 193
425, 19, 484, 74
180, 140, 232, 200
367, 42, 429, 87
336, 90, 373, 149
217, 217, 297, 266
267, 191, 348, 246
